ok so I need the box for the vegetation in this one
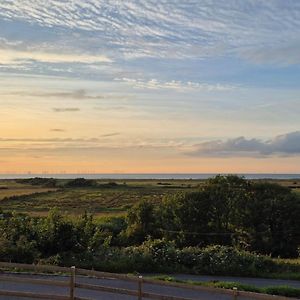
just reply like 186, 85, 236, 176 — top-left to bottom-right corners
153, 276, 300, 298
125, 176, 300, 257
0, 175, 300, 280
16, 177, 57, 187
0, 178, 200, 216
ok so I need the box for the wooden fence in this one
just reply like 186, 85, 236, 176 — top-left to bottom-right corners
0, 262, 295, 300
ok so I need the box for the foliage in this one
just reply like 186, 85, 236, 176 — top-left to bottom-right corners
178, 245, 276, 276
1, 175, 300, 278
126, 175, 300, 257
123, 199, 158, 244
16, 177, 57, 187
65, 178, 95, 187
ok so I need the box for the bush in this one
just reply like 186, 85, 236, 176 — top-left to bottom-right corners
65, 178, 94, 187
127, 238, 177, 271
68, 242, 281, 276
16, 177, 57, 187
179, 245, 276, 276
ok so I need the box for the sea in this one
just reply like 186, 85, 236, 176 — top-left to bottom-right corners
0, 174, 300, 180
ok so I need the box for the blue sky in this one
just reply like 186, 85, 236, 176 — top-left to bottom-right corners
0, 1, 300, 173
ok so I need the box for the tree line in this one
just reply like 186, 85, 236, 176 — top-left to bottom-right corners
126, 175, 300, 257
0, 175, 300, 274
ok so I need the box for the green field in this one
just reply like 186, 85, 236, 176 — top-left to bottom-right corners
0, 177, 300, 217
0, 178, 202, 216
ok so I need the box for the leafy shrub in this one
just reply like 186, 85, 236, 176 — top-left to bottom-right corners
16, 177, 57, 187
65, 178, 94, 187
73, 242, 281, 276
179, 245, 276, 276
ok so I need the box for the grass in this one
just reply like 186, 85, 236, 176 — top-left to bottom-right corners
151, 275, 300, 298
0, 179, 201, 216
1, 177, 300, 217
260, 272, 300, 281
0, 188, 56, 200
0, 180, 57, 200
276, 258, 300, 265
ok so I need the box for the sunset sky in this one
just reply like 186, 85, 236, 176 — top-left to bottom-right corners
1, 1, 300, 174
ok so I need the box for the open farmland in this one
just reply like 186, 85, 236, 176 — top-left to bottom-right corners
0, 180, 57, 201
1, 178, 300, 217
0, 178, 202, 216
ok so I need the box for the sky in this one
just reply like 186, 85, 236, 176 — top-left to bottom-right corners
0, 0, 300, 174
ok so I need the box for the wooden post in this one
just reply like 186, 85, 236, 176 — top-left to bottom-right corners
70, 266, 76, 300
233, 287, 238, 300
138, 275, 143, 300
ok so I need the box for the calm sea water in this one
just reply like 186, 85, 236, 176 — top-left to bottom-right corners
0, 173, 300, 180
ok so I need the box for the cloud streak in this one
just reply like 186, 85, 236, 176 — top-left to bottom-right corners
118, 78, 236, 91
188, 131, 300, 157
11, 89, 105, 100
0, 48, 112, 64
1, 88, 134, 103
0, 1, 299, 64
52, 108, 80, 112
0, 136, 119, 143
0, 135, 184, 153
50, 129, 65, 132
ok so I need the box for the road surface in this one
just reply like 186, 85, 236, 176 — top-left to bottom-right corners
0, 272, 299, 300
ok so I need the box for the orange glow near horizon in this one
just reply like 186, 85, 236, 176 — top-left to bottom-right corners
1, 2, 300, 175
1, 78, 300, 175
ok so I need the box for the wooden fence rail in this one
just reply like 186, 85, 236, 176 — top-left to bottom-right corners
0, 261, 296, 300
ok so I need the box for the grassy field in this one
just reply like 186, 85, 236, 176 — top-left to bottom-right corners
0, 178, 300, 217
0, 178, 202, 216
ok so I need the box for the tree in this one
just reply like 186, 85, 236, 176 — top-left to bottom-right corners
124, 200, 157, 244
156, 176, 300, 257
158, 191, 211, 246
244, 182, 300, 257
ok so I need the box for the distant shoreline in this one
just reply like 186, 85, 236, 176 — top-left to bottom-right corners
1, 173, 300, 180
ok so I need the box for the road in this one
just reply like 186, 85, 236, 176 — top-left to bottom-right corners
170, 274, 300, 289
0, 272, 299, 300
0, 273, 249, 300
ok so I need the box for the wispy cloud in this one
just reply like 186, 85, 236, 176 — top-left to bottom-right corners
100, 132, 120, 138
0, 1, 299, 64
188, 131, 300, 157
2, 89, 133, 101
11, 89, 105, 100
0, 136, 118, 143
50, 128, 65, 132
0, 135, 183, 153
0, 48, 112, 64
117, 78, 236, 91
52, 108, 80, 112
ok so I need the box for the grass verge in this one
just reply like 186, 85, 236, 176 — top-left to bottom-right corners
151, 275, 300, 298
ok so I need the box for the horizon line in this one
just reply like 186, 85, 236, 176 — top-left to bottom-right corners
1, 172, 300, 175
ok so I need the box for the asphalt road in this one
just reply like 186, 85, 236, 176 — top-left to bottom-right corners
0, 273, 246, 300
0, 273, 299, 300
171, 274, 300, 289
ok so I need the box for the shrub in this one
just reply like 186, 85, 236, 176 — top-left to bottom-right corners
74, 243, 280, 276
179, 245, 276, 276
65, 178, 94, 187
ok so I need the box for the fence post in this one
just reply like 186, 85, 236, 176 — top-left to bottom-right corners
138, 275, 143, 300
70, 266, 76, 300
233, 287, 238, 300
